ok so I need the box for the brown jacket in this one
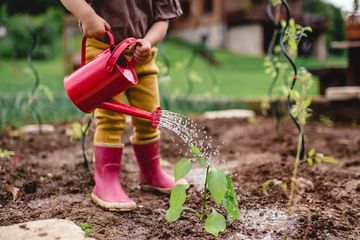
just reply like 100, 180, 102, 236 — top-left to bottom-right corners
89, 0, 182, 43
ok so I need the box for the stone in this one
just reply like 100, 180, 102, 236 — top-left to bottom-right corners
21, 124, 55, 134
203, 109, 255, 119
325, 86, 360, 101
0, 219, 95, 240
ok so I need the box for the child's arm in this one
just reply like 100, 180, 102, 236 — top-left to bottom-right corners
134, 20, 169, 63
60, 0, 110, 38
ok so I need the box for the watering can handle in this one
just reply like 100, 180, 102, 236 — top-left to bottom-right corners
81, 31, 115, 67
106, 38, 138, 73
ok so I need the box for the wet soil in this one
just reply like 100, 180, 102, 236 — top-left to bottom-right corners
0, 117, 359, 239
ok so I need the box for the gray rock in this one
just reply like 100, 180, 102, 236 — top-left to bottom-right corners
21, 124, 55, 134
0, 219, 95, 240
203, 109, 255, 119
325, 86, 360, 100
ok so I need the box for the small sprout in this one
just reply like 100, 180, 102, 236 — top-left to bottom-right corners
109, 227, 118, 238
79, 223, 92, 236
319, 115, 334, 127
65, 216, 76, 222
0, 148, 15, 159
66, 122, 83, 141
0, 148, 18, 166
191, 146, 201, 156
262, 179, 288, 196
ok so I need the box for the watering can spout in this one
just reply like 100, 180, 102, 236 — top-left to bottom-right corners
99, 100, 162, 129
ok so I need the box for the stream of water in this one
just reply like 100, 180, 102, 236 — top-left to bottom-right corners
158, 110, 221, 161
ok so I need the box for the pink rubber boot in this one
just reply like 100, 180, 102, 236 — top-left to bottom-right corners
132, 137, 188, 194
91, 145, 137, 211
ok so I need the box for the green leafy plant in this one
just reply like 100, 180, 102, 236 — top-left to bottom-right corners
0, 148, 15, 159
264, 0, 312, 134
264, 0, 337, 216
165, 146, 239, 237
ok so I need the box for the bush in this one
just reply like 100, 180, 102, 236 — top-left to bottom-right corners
0, 9, 63, 59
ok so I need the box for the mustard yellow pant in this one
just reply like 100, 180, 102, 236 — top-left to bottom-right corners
85, 38, 160, 146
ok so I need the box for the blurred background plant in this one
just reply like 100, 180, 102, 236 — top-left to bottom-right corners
0, 0, 350, 128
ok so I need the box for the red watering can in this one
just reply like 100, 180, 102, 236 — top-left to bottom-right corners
64, 31, 161, 128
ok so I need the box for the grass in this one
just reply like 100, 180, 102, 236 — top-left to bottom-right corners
0, 37, 347, 96
0, 37, 347, 126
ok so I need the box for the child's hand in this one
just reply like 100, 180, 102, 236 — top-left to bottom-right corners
81, 11, 110, 38
133, 39, 152, 63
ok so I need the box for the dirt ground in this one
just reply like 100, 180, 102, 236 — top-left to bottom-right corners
0, 116, 359, 240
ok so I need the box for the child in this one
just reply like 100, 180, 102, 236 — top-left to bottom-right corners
60, 0, 187, 211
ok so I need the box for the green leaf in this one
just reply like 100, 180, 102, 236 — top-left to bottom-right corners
174, 158, 192, 181
198, 157, 207, 168
302, 97, 312, 108
169, 184, 187, 208
165, 184, 187, 222
191, 146, 201, 156
38, 84, 54, 102
307, 157, 313, 166
204, 210, 226, 237
165, 207, 184, 223
262, 180, 271, 192
208, 168, 227, 204
280, 182, 288, 192
290, 90, 300, 101
308, 148, 315, 157
223, 175, 240, 221
323, 156, 336, 164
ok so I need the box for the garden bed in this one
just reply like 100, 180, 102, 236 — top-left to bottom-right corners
0, 117, 359, 239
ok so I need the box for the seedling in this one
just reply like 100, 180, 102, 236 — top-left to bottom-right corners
264, 0, 337, 226
78, 223, 92, 236
262, 179, 288, 196
65, 216, 76, 222
65, 122, 83, 141
0, 148, 18, 166
165, 146, 239, 237
109, 227, 118, 238
0, 148, 15, 159
319, 114, 334, 127
65, 114, 93, 168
